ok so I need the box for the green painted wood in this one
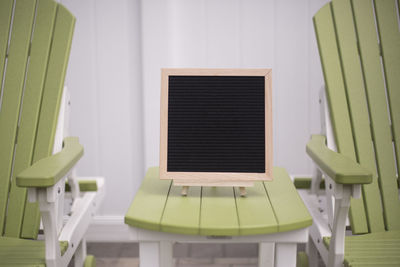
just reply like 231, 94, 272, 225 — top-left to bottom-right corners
306, 135, 372, 184
293, 177, 325, 189
5, 0, 58, 238
0, 0, 15, 236
32, 3, 75, 170
17, 137, 83, 187
264, 167, 312, 232
375, 0, 400, 179
65, 180, 98, 192
352, 0, 399, 233
200, 186, 239, 236
331, 0, 385, 233
0, 0, 13, 89
124, 167, 172, 231
0, 0, 36, 237
313, 2, 368, 234
0, 237, 68, 265
297, 252, 309, 267
160, 184, 201, 235
324, 231, 400, 266
234, 182, 278, 235
126, 167, 311, 236
84, 255, 96, 267
21, 3, 76, 238
373, 0, 400, 231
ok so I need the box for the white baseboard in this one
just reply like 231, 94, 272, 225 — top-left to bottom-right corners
85, 216, 138, 242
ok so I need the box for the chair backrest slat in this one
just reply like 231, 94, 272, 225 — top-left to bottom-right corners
21, 3, 75, 239
0, 0, 13, 84
4, 0, 58, 238
0, 0, 14, 235
376, 1, 400, 172
0, 0, 36, 236
314, 0, 400, 233
314, 2, 369, 234
331, 0, 385, 233
373, 0, 400, 231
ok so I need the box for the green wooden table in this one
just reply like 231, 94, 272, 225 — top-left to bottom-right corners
125, 166, 312, 267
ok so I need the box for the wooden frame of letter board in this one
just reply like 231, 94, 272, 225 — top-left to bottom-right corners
160, 68, 272, 187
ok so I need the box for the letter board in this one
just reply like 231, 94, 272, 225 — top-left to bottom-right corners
160, 69, 272, 187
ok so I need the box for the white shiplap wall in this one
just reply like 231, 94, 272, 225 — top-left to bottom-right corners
61, 0, 328, 236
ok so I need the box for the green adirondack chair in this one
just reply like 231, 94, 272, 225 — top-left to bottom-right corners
0, 0, 104, 266
302, 0, 400, 266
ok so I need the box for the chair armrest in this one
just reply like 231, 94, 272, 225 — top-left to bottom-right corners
306, 135, 372, 184
16, 137, 84, 187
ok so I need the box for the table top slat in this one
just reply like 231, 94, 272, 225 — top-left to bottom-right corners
264, 167, 313, 232
124, 167, 171, 231
200, 187, 239, 236
161, 184, 201, 235
234, 182, 278, 235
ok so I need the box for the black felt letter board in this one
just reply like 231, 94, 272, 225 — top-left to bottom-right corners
167, 75, 265, 173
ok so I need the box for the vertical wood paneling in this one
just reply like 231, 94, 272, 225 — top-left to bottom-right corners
61, 0, 101, 176
62, 0, 144, 215
141, 0, 170, 172
62, 0, 327, 219
240, 0, 274, 68
168, 0, 207, 67
274, 0, 309, 174
206, 0, 240, 67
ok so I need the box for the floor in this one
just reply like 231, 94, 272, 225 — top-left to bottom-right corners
85, 242, 324, 267
87, 243, 259, 267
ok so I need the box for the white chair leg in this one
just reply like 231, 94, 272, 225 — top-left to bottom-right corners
74, 238, 87, 267
275, 243, 297, 267
307, 237, 319, 267
140, 242, 160, 267
160, 241, 173, 267
259, 242, 274, 267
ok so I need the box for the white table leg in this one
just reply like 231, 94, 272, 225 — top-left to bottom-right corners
140, 242, 160, 267
275, 243, 297, 267
259, 242, 274, 267
160, 241, 173, 267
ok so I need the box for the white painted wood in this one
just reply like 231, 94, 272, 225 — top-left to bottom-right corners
74, 238, 87, 267
274, 0, 309, 175
275, 243, 297, 267
160, 241, 173, 267
328, 186, 351, 267
133, 227, 308, 267
61, 0, 144, 217
298, 190, 329, 264
311, 167, 323, 195
38, 188, 61, 267
60, 177, 105, 266
259, 242, 274, 267
140, 242, 160, 267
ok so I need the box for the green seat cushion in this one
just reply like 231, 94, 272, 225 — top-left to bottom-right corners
125, 166, 312, 236
0, 237, 68, 266
323, 231, 400, 267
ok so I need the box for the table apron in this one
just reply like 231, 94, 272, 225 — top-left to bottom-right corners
131, 227, 309, 243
